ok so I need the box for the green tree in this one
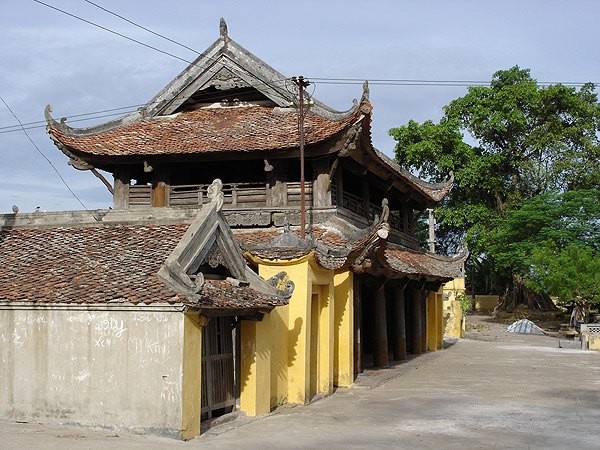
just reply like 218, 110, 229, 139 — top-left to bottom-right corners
529, 243, 600, 308
390, 67, 600, 310
490, 189, 599, 310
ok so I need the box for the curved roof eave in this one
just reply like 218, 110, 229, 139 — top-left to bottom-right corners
44, 21, 363, 140
346, 108, 454, 206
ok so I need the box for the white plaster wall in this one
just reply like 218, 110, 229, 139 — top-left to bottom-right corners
0, 307, 185, 437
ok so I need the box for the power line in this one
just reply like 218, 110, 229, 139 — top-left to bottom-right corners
0, 95, 100, 220
16, 0, 596, 139
0, 104, 144, 132
32, 0, 193, 65
309, 77, 595, 87
81, 0, 200, 55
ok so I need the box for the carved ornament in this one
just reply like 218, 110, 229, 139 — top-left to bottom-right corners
208, 68, 250, 90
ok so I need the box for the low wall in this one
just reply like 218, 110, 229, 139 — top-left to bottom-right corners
0, 305, 185, 437
475, 295, 499, 312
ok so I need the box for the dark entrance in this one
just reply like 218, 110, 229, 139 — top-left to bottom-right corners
201, 316, 237, 421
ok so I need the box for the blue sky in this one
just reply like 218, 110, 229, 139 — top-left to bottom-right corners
1, 0, 598, 213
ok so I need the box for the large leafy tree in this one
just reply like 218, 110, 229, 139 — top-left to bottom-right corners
390, 67, 600, 310
490, 190, 600, 309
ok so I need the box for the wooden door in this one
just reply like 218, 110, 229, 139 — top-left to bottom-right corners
201, 317, 236, 420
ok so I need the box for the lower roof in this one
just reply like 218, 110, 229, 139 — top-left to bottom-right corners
0, 209, 465, 306
0, 223, 283, 310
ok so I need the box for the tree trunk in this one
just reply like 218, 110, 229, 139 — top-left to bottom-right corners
496, 274, 558, 312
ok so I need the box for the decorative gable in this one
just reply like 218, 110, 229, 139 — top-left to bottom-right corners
158, 179, 293, 303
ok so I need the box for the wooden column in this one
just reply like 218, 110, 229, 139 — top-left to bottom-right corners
410, 287, 422, 355
392, 287, 407, 361
312, 159, 331, 207
421, 290, 428, 353
373, 284, 388, 367
361, 175, 370, 219
335, 167, 344, 208
353, 277, 362, 376
268, 161, 287, 207
151, 169, 169, 207
113, 171, 130, 209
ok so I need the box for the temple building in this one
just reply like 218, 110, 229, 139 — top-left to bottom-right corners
0, 19, 465, 439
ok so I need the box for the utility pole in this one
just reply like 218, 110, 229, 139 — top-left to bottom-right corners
427, 208, 436, 253
291, 76, 310, 239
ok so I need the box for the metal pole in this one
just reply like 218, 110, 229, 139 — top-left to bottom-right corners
292, 76, 310, 239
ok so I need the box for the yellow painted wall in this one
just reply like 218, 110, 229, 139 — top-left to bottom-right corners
475, 295, 500, 312
436, 293, 444, 350
333, 271, 354, 387
239, 254, 339, 411
181, 314, 202, 440
240, 314, 272, 416
587, 335, 600, 351
316, 283, 334, 396
443, 278, 466, 339
253, 259, 312, 406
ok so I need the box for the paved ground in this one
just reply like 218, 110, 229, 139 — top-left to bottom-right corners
2, 315, 600, 449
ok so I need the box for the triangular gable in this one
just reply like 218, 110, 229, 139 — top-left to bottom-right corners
158, 179, 293, 302
142, 19, 355, 120
144, 19, 295, 117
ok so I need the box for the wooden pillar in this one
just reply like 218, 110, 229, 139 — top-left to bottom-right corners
421, 290, 428, 353
427, 291, 438, 351
113, 172, 130, 209
312, 159, 331, 207
268, 161, 287, 207
410, 287, 422, 355
373, 284, 388, 367
392, 287, 407, 361
151, 169, 169, 207
361, 175, 370, 218
335, 166, 344, 208
353, 277, 362, 376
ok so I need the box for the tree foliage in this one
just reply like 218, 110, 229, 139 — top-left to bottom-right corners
390, 66, 600, 308
491, 190, 600, 307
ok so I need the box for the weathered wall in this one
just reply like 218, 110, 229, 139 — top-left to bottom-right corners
475, 295, 500, 312
240, 255, 338, 415
443, 278, 466, 338
0, 306, 185, 437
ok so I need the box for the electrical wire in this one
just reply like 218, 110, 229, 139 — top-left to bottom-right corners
13, 0, 596, 138
0, 95, 100, 221
32, 0, 193, 65
81, 0, 200, 55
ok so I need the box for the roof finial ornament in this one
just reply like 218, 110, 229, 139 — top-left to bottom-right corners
207, 178, 224, 211
220, 18, 228, 38
363, 80, 370, 101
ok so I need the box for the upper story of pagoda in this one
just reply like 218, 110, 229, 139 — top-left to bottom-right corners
45, 19, 452, 250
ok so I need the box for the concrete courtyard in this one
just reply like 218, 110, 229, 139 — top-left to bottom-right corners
2, 315, 599, 449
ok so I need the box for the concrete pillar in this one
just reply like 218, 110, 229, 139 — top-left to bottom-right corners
181, 314, 204, 440
317, 284, 334, 395
373, 284, 389, 367
392, 287, 407, 361
240, 315, 272, 416
334, 271, 354, 387
286, 263, 311, 405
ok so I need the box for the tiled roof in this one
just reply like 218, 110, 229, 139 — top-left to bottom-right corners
382, 245, 465, 280
234, 224, 463, 279
0, 224, 283, 309
48, 106, 359, 157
